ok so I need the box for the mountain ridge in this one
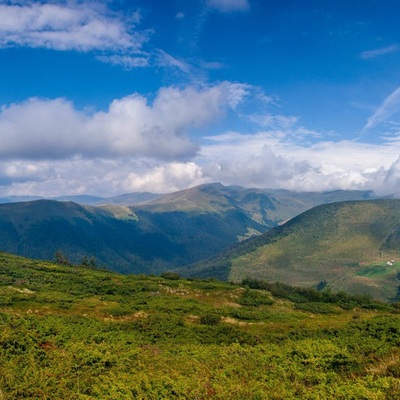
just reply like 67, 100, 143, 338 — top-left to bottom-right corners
0, 183, 381, 276
181, 199, 400, 301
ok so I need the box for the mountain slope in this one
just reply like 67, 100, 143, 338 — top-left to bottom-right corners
182, 199, 400, 301
140, 182, 375, 227
0, 197, 267, 274
0, 183, 379, 275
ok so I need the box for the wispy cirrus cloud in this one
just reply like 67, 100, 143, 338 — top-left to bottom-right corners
156, 50, 193, 74
0, 1, 146, 52
0, 0, 150, 69
205, 0, 250, 12
96, 54, 150, 69
360, 44, 399, 59
363, 86, 400, 130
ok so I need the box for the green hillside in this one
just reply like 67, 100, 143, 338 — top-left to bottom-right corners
1, 251, 400, 398
183, 200, 400, 301
0, 184, 378, 276
0, 197, 267, 275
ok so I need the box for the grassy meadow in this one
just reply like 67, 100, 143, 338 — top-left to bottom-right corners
1, 251, 400, 398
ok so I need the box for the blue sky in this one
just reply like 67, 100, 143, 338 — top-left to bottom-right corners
1, 0, 400, 196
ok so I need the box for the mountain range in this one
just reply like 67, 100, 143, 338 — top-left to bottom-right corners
0, 192, 161, 206
0, 183, 376, 275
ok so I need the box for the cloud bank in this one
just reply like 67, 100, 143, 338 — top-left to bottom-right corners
2, 132, 400, 197
2, 105, 400, 197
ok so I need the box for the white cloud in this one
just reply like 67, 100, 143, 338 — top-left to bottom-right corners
156, 50, 193, 74
0, 83, 245, 160
201, 60, 225, 70
3, 81, 400, 197
374, 157, 400, 197
123, 162, 205, 193
0, 97, 87, 159
249, 114, 298, 130
205, 0, 250, 12
364, 86, 400, 130
0, 1, 147, 52
2, 128, 400, 197
225, 82, 251, 109
0, 158, 205, 197
0, 160, 49, 185
360, 44, 399, 59
96, 55, 150, 69
197, 131, 400, 192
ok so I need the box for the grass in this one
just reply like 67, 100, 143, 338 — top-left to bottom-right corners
356, 262, 400, 278
220, 200, 400, 301
1, 251, 400, 398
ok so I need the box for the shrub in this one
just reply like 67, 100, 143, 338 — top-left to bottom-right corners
237, 289, 273, 307
160, 272, 180, 280
294, 302, 339, 314
199, 313, 221, 325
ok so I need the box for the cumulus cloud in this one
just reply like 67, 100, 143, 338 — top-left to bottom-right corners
0, 161, 49, 186
364, 86, 400, 130
0, 158, 205, 197
205, 0, 250, 12
203, 145, 310, 189
198, 131, 400, 192
3, 80, 400, 197
0, 83, 247, 160
123, 162, 205, 193
374, 157, 400, 197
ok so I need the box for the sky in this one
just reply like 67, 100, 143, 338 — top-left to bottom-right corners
1, 0, 400, 197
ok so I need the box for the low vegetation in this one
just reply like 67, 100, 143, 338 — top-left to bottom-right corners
1, 251, 400, 398
186, 200, 400, 301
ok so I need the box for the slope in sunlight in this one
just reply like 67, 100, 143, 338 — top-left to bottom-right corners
183, 199, 400, 301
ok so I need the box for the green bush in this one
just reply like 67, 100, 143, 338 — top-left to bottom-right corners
237, 289, 273, 307
199, 313, 221, 325
160, 271, 181, 280
295, 302, 339, 314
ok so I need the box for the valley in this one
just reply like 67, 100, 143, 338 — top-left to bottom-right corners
0, 183, 377, 276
